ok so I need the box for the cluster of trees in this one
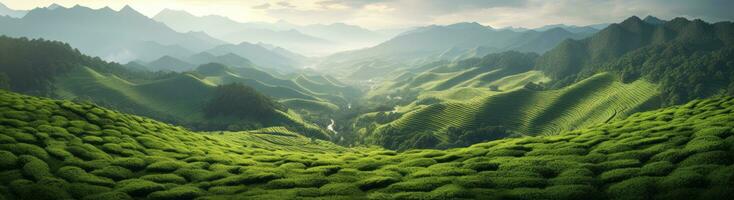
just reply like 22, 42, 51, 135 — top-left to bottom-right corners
204, 83, 286, 119
599, 43, 734, 105
438, 51, 539, 74
536, 17, 734, 106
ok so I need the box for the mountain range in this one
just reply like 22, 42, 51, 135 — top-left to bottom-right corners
318, 22, 597, 80
350, 16, 734, 150
0, 2, 27, 18
0, 4, 224, 63
153, 9, 390, 56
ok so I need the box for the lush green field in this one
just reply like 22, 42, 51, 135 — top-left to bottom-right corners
51, 66, 327, 138
365, 73, 660, 150
1, 87, 733, 199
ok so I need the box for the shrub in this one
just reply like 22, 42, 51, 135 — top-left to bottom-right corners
606, 176, 657, 200
352, 159, 389, 171
485, 149, 526, 157
68, 183, 112, 199
207, 185, 247, 195
678, 151, 731, 167
600, 168, 640, 183
657, 170, 707, 191
20, 156, 52, 181
56, 166, 115, 187
398, 158, 437, 167
0, 150, 18, 169
82, 136, 105, 144
320, 183, 362, 195
649, 149, 688, 163
9, 181, 71, 200
411, 167, 476, 178
81, 192, 134, 200
209, 172, 281, 186
305, 165, 341, 176
550, 176, 598, 186
693, 127, 730, 138
147, 186, 204, 200
707, 166, 734, 186
66, 144, 111, 160
357, 177, 399, 191
455, 174, 495, 188
685, 136, 726, 153
595, 159, 641, 172
45, 145, 74, 159
174, 169, 223, 182
146, 161, 185, 172
0, 143, 49, 160
464, 161, 500, 171
0, 134, 16, 143
111, 157, 147, 170
548, 185, 600, 200
639, 161, 675, 176
429, 184, 471, 199
91, 166, 134, 180
140, 174, 187, 184
265, 177, 328, 189
492, 177, 547, 188
115, 179, 166, 197
386, 177, 452, 192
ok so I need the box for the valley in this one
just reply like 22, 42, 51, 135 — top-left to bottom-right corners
0, 1, 733, 199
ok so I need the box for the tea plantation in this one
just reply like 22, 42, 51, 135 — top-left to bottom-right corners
0, 89, 733, 199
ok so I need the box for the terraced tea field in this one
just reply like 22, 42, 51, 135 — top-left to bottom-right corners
1, 84, 733, 199
369, 73, 660, 149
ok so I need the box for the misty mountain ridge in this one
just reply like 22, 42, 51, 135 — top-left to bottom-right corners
0, 2, 27, 18
153, 9, 391, 56
0, 4, 225, 63
319, 21, 595, 73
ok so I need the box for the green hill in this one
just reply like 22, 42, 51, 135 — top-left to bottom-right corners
364, 73, 659, 150
367, 51, 539, 101
0, 36, 332, 138
1, 89, 733, 199
537, 17, 734, 105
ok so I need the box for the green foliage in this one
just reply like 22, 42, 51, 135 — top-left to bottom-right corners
115, 179, 166, 197
358, 177, 400, 191
537, 17, 734, 105
204, 83, 285, 119
147, 186, 204, 200
0, 150, 18, 169
0, 90, 733, 199
146, 161, 185, 172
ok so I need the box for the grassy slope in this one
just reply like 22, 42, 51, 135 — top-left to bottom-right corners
369, 73, 660, 149
53, 66, 326, 137
1, 90, 733, 199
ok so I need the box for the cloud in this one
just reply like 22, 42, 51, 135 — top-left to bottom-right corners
316, 0, 394, 8
251, 3, 270, 10
276, 1, 295, 8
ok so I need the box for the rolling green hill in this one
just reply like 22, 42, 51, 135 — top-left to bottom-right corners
364, 73, 660, 150
1, 89, 733, 199
0, 36, 339, 138
367, 51, 539, 101
536, 16, 734, 105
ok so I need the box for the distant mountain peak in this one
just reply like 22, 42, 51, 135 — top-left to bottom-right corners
643, 15, 666, 25
622, 16, 643, 24
119, 5, 142, 15
47, 3, 63, 10
446, 22, 489, 30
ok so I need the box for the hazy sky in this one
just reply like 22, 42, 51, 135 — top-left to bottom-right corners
2, 0, 732, 29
